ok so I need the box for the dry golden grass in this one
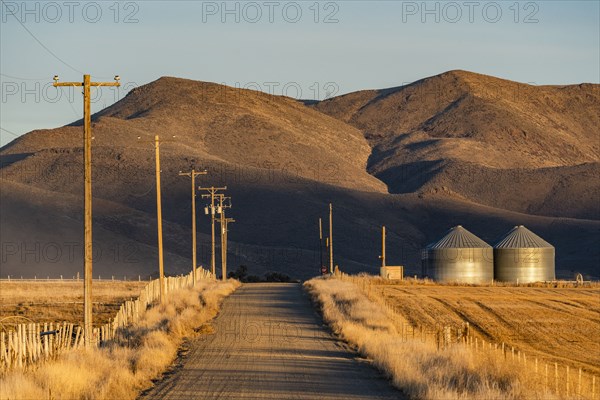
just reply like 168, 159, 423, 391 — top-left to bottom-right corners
0, 280, 146, 325
305, 276, 599, 399
363, 277, 600, 376
0, 280, 240, 400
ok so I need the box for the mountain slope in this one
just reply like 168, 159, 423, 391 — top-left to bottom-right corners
312, 70, 600, 218
3, 77, 385, 195
0, 77, 386, 279
1, 74, 598, 281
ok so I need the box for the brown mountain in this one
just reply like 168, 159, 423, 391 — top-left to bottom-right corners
1, 73, 598, 281
312, 70, 600, 219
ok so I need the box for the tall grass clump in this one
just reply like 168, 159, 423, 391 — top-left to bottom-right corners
0, 280, 240, 400
304, 277, 556, 400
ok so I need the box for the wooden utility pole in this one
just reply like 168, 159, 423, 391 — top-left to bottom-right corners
53, 74, 120, 348
216, 195, 233, 281
329, 203, 334, 274
199, 186, 227, 277
137, 134, 175, 301
222, 216, 235, 281
179, 169, 207, 286
154, 135, 166, 302
319, 218, 324, 273
381, 226, 386, 268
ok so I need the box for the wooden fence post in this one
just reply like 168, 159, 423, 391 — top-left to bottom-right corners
578, 368, 581, 398
18, 324, 24, 369
566, 365, 570, 397
555, 362, 559, 395
74, 327, 81, 349
0, 332, 5, 367
1, 268, 212, 371
49, 322, 54, 357
8, 331, 14, 369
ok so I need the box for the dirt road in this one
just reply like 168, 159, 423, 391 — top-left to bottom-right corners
141, 283, 401, 399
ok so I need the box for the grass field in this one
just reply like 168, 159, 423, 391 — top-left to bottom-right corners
369, 280, 600, 376
1, 280, 240, 400
307, 275, 600, 399
0, 280, 147, 325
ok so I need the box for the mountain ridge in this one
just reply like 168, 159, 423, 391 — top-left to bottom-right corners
311, 70, 600, 219
1, 71, 598, 280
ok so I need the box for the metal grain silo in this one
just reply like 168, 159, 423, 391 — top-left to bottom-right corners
493, 225, 555, 283
421, 226, 493, 284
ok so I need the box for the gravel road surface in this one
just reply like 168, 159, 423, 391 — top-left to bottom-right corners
141, 283, 402, 400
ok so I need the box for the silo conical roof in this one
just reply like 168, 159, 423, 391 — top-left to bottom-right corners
426, 225, 491, 249
494, 225, 553, 249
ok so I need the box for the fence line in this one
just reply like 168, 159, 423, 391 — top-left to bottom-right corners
0, 268, 213, 372
1, 275, 156, 282
337, 272, 598, 399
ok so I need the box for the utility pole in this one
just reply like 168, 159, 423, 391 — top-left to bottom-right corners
381, 226, 386, 268
319, 218, 324, 274
179, 169, 208, 286
53, 74, 120, 349
216, 194, 233, 281
154, 135, 165, 303
138, 134, 176, 303
329, 203, 334, 274
199, 186, 227, 277
222, 216, 235, 281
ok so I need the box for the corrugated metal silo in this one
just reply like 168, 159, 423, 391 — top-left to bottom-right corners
421, 225, 493, 284
493, 225, 555, 283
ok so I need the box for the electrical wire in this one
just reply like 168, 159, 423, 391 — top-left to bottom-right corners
1, 0, 83, 75
0, 127, 20, 138
59, 86, 81, 118
234, 209, 324, 227
0, 73, 48, 81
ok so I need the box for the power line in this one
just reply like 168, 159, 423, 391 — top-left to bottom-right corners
0, 73, 48, 81
2, 0, 83, 74
0, 73, 80, 117
91, 74, 121, 80
0, 71, 117, 83
236, 209, 323, 227
0, 127, 20, 138
56, 86, 81, 118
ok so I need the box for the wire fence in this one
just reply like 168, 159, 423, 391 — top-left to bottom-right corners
1, 275, 158, 282
337, 272, 598, 399
0, 268, 213, 372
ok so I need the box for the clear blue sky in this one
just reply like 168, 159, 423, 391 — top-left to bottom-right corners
1, 0, 599, 146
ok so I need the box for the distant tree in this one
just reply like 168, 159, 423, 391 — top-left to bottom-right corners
228, 265, 248, 281
227, 267, 292, 283
264, 272, 292, 283
245, 275, 261, 283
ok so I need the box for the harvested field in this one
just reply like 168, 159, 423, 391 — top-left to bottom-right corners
0, 280, 146, 325
370, 281, 600, 375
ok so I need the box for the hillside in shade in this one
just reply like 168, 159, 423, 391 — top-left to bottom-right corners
1, 72, 598, 280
